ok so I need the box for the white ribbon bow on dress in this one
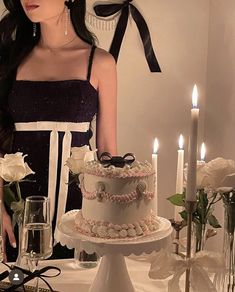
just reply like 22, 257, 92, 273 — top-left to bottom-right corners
149, 249, 225, 292
15, 121, 90, 236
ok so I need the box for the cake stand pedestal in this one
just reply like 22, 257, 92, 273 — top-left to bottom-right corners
55, 210, 172, 292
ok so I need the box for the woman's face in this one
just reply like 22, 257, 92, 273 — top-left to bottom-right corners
20, 0, 65, 23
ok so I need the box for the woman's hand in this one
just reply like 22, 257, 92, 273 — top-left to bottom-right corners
2, 210, 16, 261
0, 169, 16, 261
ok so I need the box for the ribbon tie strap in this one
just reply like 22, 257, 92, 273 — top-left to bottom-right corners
2, 264, 61, 292
94, 0, 161, 73
149, 249, 225, 292
15, 121, 90, 234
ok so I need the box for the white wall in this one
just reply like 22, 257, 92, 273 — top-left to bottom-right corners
204, 0, 235, 251
205, 0, 235, 160
87, 0, 209, 219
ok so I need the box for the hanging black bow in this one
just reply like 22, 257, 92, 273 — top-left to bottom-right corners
99, 152, 135, 168
94, 0, 161, 73
1, 263, 61, 292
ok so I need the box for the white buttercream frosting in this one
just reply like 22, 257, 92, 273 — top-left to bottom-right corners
84, 160, 154, 178
75, 211, 159, 239
75, 159, 158, 239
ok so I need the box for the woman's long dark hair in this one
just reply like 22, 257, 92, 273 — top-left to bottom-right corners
0, 0, 96, 154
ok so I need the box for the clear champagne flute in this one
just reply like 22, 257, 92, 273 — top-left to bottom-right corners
21, 196, 53, 291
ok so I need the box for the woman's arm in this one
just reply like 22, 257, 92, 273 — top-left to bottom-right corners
94, 49, 117, 157
0, 157, 16, 259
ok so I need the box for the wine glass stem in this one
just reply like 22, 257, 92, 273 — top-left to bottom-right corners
33, 260, 39, 292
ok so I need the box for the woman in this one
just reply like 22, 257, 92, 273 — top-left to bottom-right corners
0, 0, 117, 261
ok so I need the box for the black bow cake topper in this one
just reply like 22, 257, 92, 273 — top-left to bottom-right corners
99, 152, 135, 168
94, 0, 161, 73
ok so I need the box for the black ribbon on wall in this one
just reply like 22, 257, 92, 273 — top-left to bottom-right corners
94, 0, 161, 73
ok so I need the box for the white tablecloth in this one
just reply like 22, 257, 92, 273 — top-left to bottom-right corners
15, 255, 184, 292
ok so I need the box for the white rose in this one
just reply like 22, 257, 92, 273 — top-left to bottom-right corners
71, 146, 90, 160
184, 157, 235, 191
66, 146, 96, 174
204, 158, 235, 190
0, 152, 34, 182
217, 173, 235, 192
196, 161, 209, 189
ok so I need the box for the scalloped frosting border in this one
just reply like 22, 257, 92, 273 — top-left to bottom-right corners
84, 161, 155, 178
81, 183, 154, 204
75, 211, 159, 239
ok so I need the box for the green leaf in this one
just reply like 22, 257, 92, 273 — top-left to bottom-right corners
196, 191, 209, 224
179, 210, 187, 221
12, 210, 23, 229
68, 174, 80, 186
10, 200, 24, 213
167, 193, 185, 206
208, 214, 221, 228
11, 200, 24, 229
3, 185, 17, 207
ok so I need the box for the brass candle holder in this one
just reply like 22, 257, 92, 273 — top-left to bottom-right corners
170, 219, 187, 255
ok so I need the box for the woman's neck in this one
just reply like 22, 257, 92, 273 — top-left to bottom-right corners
39, 9, 77, 50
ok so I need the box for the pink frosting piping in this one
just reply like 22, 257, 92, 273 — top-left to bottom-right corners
75, 211, 159, 239
85, 169, 155, 178
81, 183, 154, 204
84, 161, 155, 178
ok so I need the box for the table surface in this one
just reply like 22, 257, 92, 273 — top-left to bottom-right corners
3, 255, 185, 292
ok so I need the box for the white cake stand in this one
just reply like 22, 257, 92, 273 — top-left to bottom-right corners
55, 210, 172, 292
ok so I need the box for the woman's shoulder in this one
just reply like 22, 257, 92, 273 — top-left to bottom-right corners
92, 47, 116, 82
93, 47, 116, 70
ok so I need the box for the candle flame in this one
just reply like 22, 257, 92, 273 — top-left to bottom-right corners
153, 138, 159, 154
200, 142, 206, 161
192, 84, 198, 108
178, 134, 184, 150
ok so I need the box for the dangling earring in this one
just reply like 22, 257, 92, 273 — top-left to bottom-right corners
64, 6, 69, 36
64, 0, 76, 35
33, 23, 37, 37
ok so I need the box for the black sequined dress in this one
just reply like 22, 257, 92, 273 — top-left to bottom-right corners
6, 46, 98, 261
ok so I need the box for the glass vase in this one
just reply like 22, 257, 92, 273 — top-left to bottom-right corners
221, 194, 235, 292
15, 215, 28, 269
74, 249, 99, 269
193, 222, 208, 253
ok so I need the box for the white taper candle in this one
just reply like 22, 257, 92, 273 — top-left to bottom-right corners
152, 138, 158, 213
186, 85, 199, 202
200, 142, 206, 161
174, 134, 184, 221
